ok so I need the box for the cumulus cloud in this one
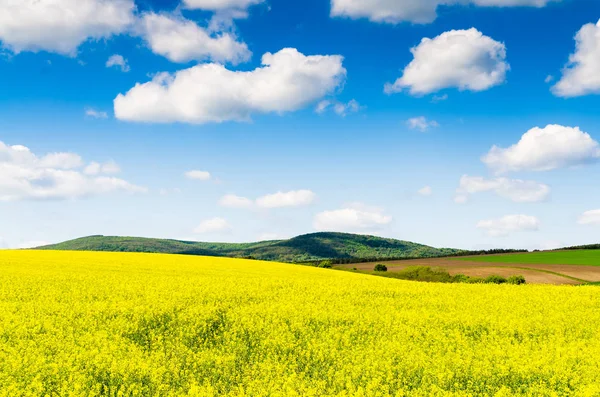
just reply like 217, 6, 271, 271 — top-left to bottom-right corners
219, 194, 254, 209
482, 125, 600, 173
0, 141, 145, 201
106, 54, 130, 72
114, 48, 346, 124
0, 0, 135, 55
552, 20, 600, 97
84, 161, 121, 176
418, 186, 433, 196
385, 29, 509, 95
219, 190, 316, 209
137, 13, 251, 64
578, 209, 600, 225
331, 0, 560, 24
185, 170, 212, 181
477, 214, 540, 237
85, 108, 109, 119
183, 0, 264, 11
455, 175, 550, 203
314, 203, 392, 232
256, 190, 316, 209
316, 99, 361, 116
407, 116, 439, 132
193, 217, 232, 234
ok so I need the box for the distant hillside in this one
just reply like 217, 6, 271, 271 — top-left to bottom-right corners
36, 233, 463, 263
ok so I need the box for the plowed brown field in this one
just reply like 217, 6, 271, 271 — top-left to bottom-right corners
338, 257, 600, 285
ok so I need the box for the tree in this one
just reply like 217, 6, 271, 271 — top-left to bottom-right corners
374, 264, 388, 272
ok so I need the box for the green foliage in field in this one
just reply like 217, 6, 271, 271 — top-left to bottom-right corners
377, 267, 524, 285
1, 251, 598, 395
456, 250, 600, 266
374, 264, 388, 272
38, 232, 462, 263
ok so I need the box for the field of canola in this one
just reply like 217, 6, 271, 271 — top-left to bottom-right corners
1, 250, 600, 396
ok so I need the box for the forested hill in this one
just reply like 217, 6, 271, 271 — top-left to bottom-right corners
36, 232, 463, 263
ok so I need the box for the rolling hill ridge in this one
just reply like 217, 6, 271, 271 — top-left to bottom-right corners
36, 232, 463, 263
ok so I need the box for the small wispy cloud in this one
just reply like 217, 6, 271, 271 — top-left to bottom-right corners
316, 99, 362, 117
407, 116, 439, 132
106, 54, 130, 73
85, 108, 108, 119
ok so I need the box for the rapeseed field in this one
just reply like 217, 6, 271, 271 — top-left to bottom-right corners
1, 250, 599, 396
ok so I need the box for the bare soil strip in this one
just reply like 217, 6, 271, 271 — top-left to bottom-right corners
338, 257, 600, 285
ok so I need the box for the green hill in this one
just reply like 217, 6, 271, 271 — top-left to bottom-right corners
36, 233, 463, 263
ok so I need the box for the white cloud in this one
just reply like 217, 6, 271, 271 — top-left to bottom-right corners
316, 99, 361, 116
219, 190, 316, 209
331, 0, 560, 24
385, 29, 509, 95
545, 75, 554, 83
84, 161, 121, 176
137, 12, 251, 64
219, 194, 254, 209
256, 190, 316, 209
407, 116, 439, 132
552, 20, 600, 97
183, 0, 264, 11
482, 125, 600, 173
0, 0, 135, 55
193, 217, 232, 234
85, 108, 108, 119
578, 209, 600, 225
417, 186, 433, 196
431, 94, 448, 102
455, 175, 550, 203
314, 203, 392, 232
0, 141, 145, 201
477, 214, 540, 237
316, 100, 332, 114
185, 170, 212, 181
106, 54, 130, 72
114, 48, 346, 124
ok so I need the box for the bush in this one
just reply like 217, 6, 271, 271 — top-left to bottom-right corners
374, 264, 388, 272
467, 277, 485, 284
318, 260, 333, 269
507, 275, 526, 285
452, 274, 471, 283
394, 266, 456, 283
484, 275, 508, 284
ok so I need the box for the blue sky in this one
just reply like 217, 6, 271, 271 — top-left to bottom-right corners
1, 0, 600, 250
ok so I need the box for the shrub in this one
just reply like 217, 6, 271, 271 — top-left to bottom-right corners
507, 275, 526, 285
374, 264, 388, 272
318, 260, 333, 269
467, 277, 486, 284
452, 274, 471, 283
484, 275, 508, 285
394, 266, 455, 283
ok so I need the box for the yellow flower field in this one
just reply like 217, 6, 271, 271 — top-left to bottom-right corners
1, 250, 600, 396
